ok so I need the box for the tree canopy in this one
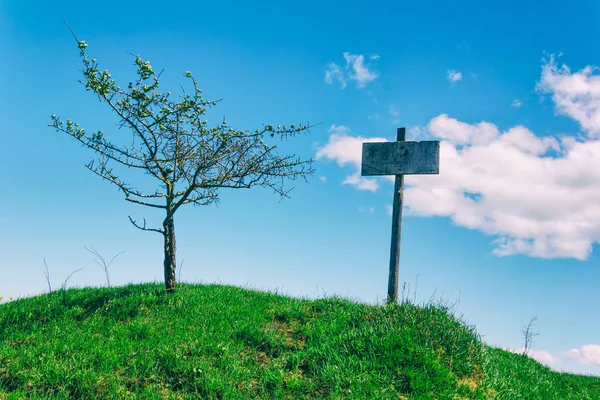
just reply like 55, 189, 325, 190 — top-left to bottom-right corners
50, 27, 319, 291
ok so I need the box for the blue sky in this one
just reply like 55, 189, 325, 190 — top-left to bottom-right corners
1, 0, 599, 377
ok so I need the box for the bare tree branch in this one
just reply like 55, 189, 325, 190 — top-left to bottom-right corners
85, 159, 167, 208
84, 246, 125, 287
176, 258, 185, 282
61, 267, 84, 292
128, 216, 164, 234
522, 315, 539, 356
43, 258, 52, 293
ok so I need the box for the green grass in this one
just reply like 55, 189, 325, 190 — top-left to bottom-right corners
0, 282, 599, 399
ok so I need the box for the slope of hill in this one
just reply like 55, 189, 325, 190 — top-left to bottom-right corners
0, 282, 599, 399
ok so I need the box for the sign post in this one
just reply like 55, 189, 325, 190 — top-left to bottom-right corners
361, 127, 440, 305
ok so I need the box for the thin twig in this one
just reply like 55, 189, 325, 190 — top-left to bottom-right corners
84, 246, 124, 287
43, 258, 52, 293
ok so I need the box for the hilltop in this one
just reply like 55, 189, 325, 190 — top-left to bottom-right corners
0, 282, 599, 399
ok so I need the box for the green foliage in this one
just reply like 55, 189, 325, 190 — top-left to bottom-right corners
49, 35, 317, 212
1, 283, 598, 398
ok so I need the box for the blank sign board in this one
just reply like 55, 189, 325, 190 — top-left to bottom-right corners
361, 141, 440, 176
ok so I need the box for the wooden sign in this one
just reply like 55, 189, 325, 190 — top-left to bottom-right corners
360, 128, 440, 305
361, 141, 439, 176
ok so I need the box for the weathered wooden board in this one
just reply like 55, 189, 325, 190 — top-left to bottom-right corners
361, 141, 440, 176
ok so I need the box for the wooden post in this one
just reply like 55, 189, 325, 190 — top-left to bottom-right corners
361, 127, 440, 305
388, 128, 405, 305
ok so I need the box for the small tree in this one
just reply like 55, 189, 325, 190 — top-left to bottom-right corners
522, 315, 539, 356
42, 258, 84, 304
84, 245, 124, 287
50, 26, 318, 292
43, 258, 52, 293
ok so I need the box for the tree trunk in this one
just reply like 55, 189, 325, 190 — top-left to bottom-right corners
163, 212, 177, 291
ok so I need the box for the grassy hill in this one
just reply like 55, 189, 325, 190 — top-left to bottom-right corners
0, 282, 599, 399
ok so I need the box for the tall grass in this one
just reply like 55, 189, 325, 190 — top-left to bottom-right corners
0, 282, 598, 399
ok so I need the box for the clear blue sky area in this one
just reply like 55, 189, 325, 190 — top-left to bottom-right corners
1, 0, 599, 376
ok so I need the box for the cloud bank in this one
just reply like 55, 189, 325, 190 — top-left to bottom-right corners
317, 56, 600, 260
564, 344, 600, 366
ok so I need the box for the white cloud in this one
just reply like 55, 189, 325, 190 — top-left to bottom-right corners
343, 171, 379, 192
407, 125, 427, 140
315, 58, 600, 260
447, 70, 463, 84
324, 53, 379, 89
537, 54, 600, 138
315, 125, 387, 192
512, 99, 523, 107
386, 205, 393, 215
324, 62, 346, 89
506, 348, 560, 366
525, 349, 560, 366
529, 350, 560, 366
427, 114, 502, 146
319, 176, 327, 182
503, 344, 600, 373
315, 125, 380, 167
344, 52, 379, 88
563, 345, 600, 366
